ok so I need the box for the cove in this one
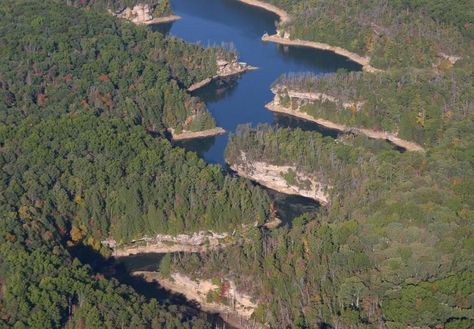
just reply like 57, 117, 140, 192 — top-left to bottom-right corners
153, 0, 361, 166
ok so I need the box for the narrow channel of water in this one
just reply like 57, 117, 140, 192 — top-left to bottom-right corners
153, 0, 361, 167
151, 0, 361, 222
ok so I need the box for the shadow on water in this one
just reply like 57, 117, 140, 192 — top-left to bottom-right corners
69, 245, 236, 328
264, 188, 320, 225
191, 76, 240, 103
274, 113, 340, 138
174, 135, 218, 157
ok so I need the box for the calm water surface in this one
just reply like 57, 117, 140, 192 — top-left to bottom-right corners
153, 0, 361, 220
155, 0, 361, 165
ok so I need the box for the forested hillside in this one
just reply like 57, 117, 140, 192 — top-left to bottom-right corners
0, 1, 272, 327
265, 0, 471, 68
272, 67, 473, 147
178, 124, 474, 328
0, 0, 233, 132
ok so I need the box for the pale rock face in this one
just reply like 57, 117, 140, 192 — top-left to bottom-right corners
114, 4, 154, 24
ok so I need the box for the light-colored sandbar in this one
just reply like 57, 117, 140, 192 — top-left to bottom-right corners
169, 127, 226, 141
266, 100, 425, 152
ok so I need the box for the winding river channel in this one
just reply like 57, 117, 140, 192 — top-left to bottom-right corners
157, 0, 361, 165
152, 0, 362, 223
108, 1, 364, 327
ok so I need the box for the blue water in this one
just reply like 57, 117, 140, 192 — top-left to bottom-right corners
154, 0, 361, 164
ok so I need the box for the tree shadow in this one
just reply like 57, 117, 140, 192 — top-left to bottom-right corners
69, 244, 232, 327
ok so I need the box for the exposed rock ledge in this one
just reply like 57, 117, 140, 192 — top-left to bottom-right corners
169, 127, 226, 141
133, 272, 265, 329
230, 154, 329, 204
262, 34, 382, 73
110, 4, 181, 25
105, 231, 230, 257
188, 60, 258, 92
275, 87, 365, 112
266, 94, 425, 152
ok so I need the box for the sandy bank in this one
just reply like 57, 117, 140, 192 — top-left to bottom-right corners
236, 0, 290, 24
133, 272, 264, 329
267, 96, 425, 152
230, 154, 329, 204
169, 127, 226, 141
262, 34, 382, 73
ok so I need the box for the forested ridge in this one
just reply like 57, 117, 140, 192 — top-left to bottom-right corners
0, 0, 473, 328
0, 0, 234, 132
264, 0, 471, 69
273, 67, 473, 147
179, 123, 474, 328
0, 1, 272, 327
169, 1, 473, 328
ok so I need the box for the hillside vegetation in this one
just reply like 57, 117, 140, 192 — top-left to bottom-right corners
0, 0, 233, 132
266, 0, 471, 69
0, 1, 271, 327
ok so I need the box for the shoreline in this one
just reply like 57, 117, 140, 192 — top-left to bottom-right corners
110, 231, 230, 257
142, 14, 181, 25
230, 157, 329, 204
188, 65, 258, 92
266, 99, 425, 152
113, 243, 220, 257
236, 0, 290, 24
262, 34, 382, 73
169, 127, 226, 141
234, 0, 382, 73
133, 272, 265, 329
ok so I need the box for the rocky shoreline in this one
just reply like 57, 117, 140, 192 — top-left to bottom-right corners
230, 154, 329, 204
235, 0, 383, 73
110, 4, 181, 25
105, 231, 230, 257
133, 272, 265, 329
267, 93, 425, 152
262, 34, 382, 73
188, 60, 258, 92
169, 127, 226, 141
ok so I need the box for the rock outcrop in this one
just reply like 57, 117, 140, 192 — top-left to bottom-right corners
188, 59, 257, 92
133, 272, 265, 329
110, 3, 180, 25
267, 91, 425, 152
230, 153, 330, 204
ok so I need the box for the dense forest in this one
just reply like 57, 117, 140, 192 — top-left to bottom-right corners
174, 124, 474, 328
0, 1, 272, 327
0, 0, 234, 132
272, 67, 473, 146
265, 0, 471, 69
171, 1, 473, 327
0, 0, 473, 328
